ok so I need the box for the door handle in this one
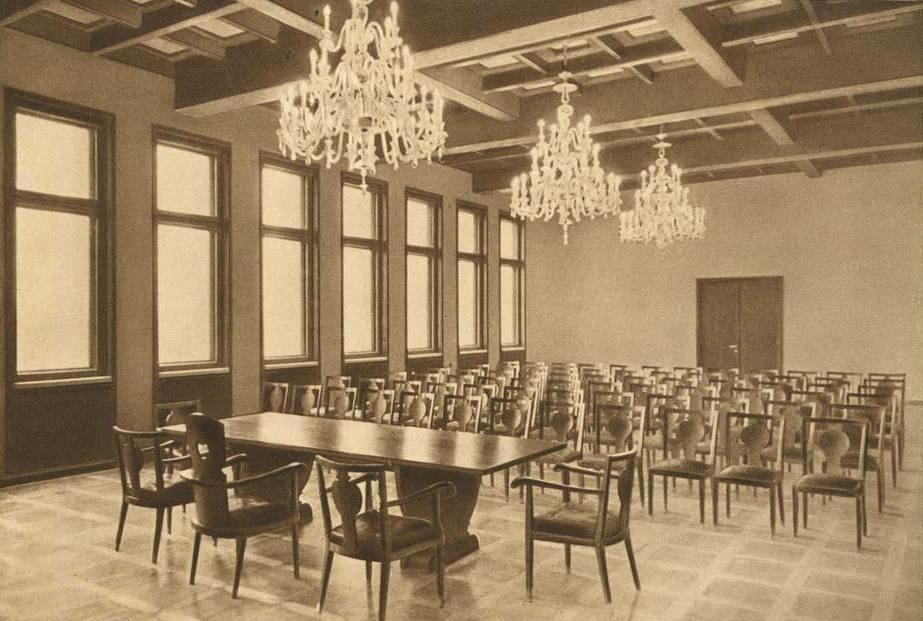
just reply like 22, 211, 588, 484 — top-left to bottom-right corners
728, 344, 738, 350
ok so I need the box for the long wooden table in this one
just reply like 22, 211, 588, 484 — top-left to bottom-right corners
162, 412, 565, 565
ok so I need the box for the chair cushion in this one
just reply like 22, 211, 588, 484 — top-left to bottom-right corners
794, 474, 863, 495
716, 464, 781, 485
576, 455, 629, 472
136, 470, 194, 505
648, 459, 713, 477
842, 453, 879, 471
330, 511, 437, 556
535, 448, 581, 465
760, 445, 803, 463
533, 502, 622, 541
227, 494, 294, 530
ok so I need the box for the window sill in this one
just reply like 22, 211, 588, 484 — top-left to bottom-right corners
264, 360, 319, 370
459, 349, 488, 355
407, 351, 443, 360
501, 346, 526, 352
13, 375, 113, 390
344, 355, 388, 364
159, 366, 231, 379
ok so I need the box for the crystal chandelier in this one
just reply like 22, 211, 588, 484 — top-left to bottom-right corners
509, 52, 621, 244
619, 133, 705, 248
277, 0, 446, 188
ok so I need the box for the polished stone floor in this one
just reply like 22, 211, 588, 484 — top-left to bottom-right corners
1, 413, 921, 621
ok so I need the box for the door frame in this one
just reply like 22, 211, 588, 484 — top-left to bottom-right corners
696, 276, 784, 372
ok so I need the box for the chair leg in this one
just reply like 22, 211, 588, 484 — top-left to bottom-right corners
891, 446, 898, 488
877, 469, 884, 513
792, 486, 799, 537
317, 549, 334, 612
232, 537, 247, 599
777, 483, 785, 526
595, 545, 612, 604
637, 458, 645, 506
435, 543, 445, 608
769, 485, 776, 537
855, 496, 863, 550
712, 480, 719, 525
291, 526, 300, 579
862, 492, 868, 537
663, 475, 669, 513
698, 479, 705, 524
726, 482, 731, 518
625, 534, 641, 591
802, 491, 809, 529
647, 472, 654, 516
115, 502, 128, 551
564, 544, 571, 572
152, 507, 165, 564
378, 561, 391, 621
366, 560, 373, 589
504, 469, 510, 503
526, 536, 534, 602
166, 507, 172, 535
189, 532, 202, 585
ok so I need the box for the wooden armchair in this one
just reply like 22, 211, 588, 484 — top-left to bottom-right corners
113, 426, 194, 563
315, 457, 455, 621
713, 412, 786, 535
577, 402, 647, 505
180, 413, 306, 598
834, 402, 890, 512
792, 416, 869, 548
510, 451, 640, 603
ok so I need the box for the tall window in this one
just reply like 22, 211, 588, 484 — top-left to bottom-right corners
406, 191, 441, 355
154, 129, 228, 370
457, 203, 486, 352
500, 216, 525, 349
261, 156, 317, 364
6, 92, 112, 381
342, 176, 387, 358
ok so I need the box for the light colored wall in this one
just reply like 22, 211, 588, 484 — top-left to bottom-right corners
526, 161, 923, 398
0, 29, 507, 478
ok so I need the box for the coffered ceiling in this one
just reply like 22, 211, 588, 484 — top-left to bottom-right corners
3, 0, 921, 191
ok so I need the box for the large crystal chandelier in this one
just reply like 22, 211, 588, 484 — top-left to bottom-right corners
619, 132, 705, 248
277, 0, 446, 188
509, 51, 621, 244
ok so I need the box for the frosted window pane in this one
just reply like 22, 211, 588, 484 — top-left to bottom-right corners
15, 208, 92, 372
458, 259, 480, 349
263, 237, 305, 358
500, 219, 520, 260
158, 224, 215, 364
156, 143, 215, 216
407, 253, 433, 351
407, 198, 434, 247
458, 210, 479, 254
501, 265, 520, 346
262, 166, 305, 229
343, 183, 376, 239
16, 112, 94, 199
344, 246, 376, 354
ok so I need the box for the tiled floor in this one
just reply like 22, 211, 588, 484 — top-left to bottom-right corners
1, 413, 921, 621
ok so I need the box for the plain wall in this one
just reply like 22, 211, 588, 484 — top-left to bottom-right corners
0, 29, 508, 480
526, 161, 923, 399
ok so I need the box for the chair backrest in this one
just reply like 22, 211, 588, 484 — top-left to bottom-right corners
487, 396, 523, 436
406, 392, 433, 427
596, 451, 637, 535
439, 393, 466, 430
831, 403, 887, 454
323, 386, 357, 418
113, 427, 167, 498
315, 457, 389, 556
263, 382, 290, 412
288, 384, 322, 415
370, 389, 393, 424
803, 416, 868, 478
154, 400, 201, 428
598, 403, 634, 452
663, 407, 717, 463
184, 413, 230, 528
725, 412, 782, 471
540, 400, 586, 451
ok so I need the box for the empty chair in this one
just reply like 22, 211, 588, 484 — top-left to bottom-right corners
510, 451, 640, 603
314, 457, 455, 621
834, 402, 890, 512
792, 416, 869, 549
578, 402, 646, 505
181, 413, 306, 598
262, 382, 290, 412
287, 384, 322, 415
712, 412, 786, 535
113, 426, 194, 563
761, 401, 813, 472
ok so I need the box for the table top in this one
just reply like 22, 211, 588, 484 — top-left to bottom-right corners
161, 412, 566, 475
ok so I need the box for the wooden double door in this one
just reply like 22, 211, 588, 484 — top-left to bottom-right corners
696, 277, 783, 373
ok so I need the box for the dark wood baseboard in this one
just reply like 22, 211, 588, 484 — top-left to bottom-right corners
0, 460, 114, 488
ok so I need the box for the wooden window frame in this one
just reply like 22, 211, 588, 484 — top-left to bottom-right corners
500, 214, 526, 350
341, 173, 388, 362
405, 188, 442, 357
457, 201, 487, 354
152, 126, 230, 374
3, 89, 115, 385
260, 152, 319, 369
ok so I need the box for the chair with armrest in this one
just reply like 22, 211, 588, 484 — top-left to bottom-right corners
510, 451, 640, 603
577, 402, 646, 505
834, 402, 890, 512
180, 413, 306, 598
315, 457, 455, 621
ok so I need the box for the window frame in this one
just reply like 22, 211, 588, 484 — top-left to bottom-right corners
405, 188, 442, 357
259, 152, 319, 368
341, 172, 388, 362
152, 126, 230, 374
456, 201, 487, 354
500, 214, 526, 350
3, 89, 115, 385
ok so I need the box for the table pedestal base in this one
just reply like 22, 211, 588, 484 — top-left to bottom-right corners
232, 444, 314, 522
393, 465, 481, 568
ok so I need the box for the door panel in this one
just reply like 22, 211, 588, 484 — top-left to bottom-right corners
697, 280, 740, 370
739, 278, 783, 373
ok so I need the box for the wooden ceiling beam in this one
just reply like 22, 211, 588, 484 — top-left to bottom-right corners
417, 66, 520, 122
0, 0, 56, 27
789, 96, 923, 120
91, 0, 240, 55
234, 0, 322, 37
797, 0, 832, 55
166, 28, 224, 59
63, 0, 143, 29
589, 35, 655, 85
513, 52, 550, 74
224, 9, 281, 43
748, 108, 795, 145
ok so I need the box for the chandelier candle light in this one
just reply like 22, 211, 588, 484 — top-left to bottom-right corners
509, 65, 621, 244
619, 132, 705, 248
277, 0, 446, 189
